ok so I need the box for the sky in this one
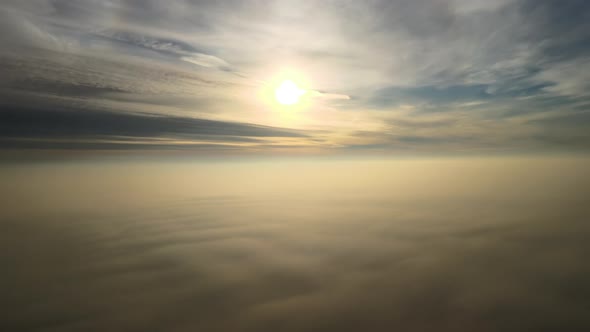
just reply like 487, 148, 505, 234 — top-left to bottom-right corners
1, 0, 590, 156
2, 2, 590, 330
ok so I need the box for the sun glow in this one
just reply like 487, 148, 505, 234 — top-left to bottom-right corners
275, 80, 306, 105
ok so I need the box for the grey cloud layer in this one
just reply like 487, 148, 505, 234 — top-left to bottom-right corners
0, 106, 306, 150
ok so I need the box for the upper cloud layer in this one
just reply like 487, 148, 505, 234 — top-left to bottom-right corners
0, 0, 589, 154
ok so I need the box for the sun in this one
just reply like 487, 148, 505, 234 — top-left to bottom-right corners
275, 80, 306, 105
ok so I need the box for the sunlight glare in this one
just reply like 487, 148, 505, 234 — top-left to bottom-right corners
275, 80, 305, 105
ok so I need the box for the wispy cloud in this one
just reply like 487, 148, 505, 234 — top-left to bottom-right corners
181, 54, 230, 69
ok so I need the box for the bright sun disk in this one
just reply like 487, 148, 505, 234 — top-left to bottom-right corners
275, 80, 305, 105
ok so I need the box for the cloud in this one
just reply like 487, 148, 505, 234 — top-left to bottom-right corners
308, 91, 351, 101
533, 58, 590, 98
390, 118, 458, 129
98, 30, 205, 55
97, 30, 231, 69
0, 7, 65, 52
0, 105, 307, 150
530, 111, 590, 128
1, 158, 590, 330
181, 54, 230, 69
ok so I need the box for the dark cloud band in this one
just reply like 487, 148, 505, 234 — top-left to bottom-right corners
0, 106, 306, 150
